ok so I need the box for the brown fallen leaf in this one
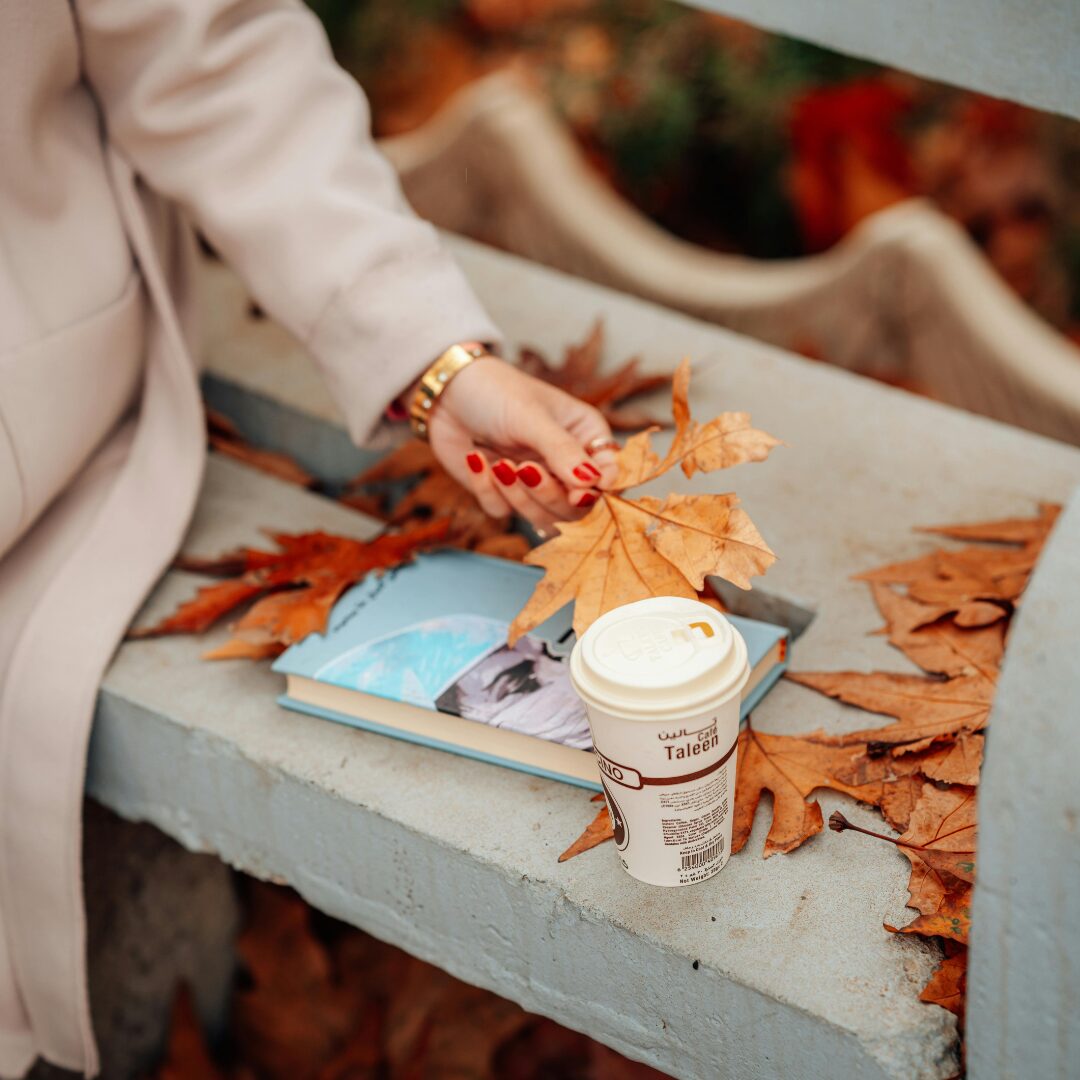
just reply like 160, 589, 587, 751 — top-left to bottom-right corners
831, 784, 977, 945
383, 959, 530, 1079
855, 519, 1052, 626
916, 733, 984, 787
918, 502, 1061, 546
517, 320, 673, 431
888, 883, 973, 946
731, 721, 879, 857
343, 440, 513, 553
856, 549, 1009, 628
919, 945, 968, 1019
789, 671, 995, 757
828, 735, 984, 832
897, 784, 977, 901
869, 583, 1005, 678
206, 407, 315, 488
828, 742, 966, 831
510, 360, 778, 643
558, 804, 613, 862
131, 521, 448, 654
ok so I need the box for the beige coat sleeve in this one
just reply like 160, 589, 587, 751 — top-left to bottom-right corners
74, 0, 501, 442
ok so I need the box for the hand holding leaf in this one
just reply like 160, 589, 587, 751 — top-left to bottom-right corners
509, 360, 780, 643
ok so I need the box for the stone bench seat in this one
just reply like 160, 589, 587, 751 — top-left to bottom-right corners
90, 237, 1080, 1080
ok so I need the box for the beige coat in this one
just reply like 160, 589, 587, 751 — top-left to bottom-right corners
0, 2, 498, 1074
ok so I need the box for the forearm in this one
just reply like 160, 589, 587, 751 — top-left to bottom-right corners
75, 0, 500, 440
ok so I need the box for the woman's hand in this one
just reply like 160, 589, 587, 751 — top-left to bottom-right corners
425, 356, 619, 532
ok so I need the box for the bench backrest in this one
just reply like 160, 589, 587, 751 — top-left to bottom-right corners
691, 0, 1079, 120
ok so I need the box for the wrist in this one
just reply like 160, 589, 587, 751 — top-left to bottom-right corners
384, 342, 495, 424
407, 342, 497, 439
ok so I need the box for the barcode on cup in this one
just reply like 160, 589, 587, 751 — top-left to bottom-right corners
681, 837, 724, 870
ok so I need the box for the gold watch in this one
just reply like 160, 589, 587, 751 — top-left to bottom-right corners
408, 343, 488, 439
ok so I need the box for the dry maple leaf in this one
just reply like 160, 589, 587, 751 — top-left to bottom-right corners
517, 320, 672, 431
896, 784, 977, 895
826, 737, 981, 832
919, 945, 968, 1018
206, 407, 315, 489
888, 884, 974, 946
732, 722, 869, 857
789, 671, 995, 757
856, 544, 1033, 627
558, 804, 613, 863
869, 583, 1005, 678
728, 719, 960, 855
131, 520, 448, 656
915, 733, 983, 787
832, 783, 977, 946
343, 439, 517, 554
918, 502, 1061, 546
509, 360, 778, 643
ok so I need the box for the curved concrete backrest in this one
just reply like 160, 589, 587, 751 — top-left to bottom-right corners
968, 487, 1080, 1077
690, 1, 1079, 121
380, 71, 1080, 446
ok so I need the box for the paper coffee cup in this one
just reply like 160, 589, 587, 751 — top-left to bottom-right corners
569, 597, 749, 887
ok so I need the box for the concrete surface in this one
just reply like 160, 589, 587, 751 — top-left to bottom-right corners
691, 1, 1079, 121
967, 490, 1080, 1080
91, 238, 1080, 1079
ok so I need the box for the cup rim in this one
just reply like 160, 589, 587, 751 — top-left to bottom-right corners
571, 636, 750, 722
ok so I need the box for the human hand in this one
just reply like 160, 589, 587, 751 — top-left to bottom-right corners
425, 355, 619, 532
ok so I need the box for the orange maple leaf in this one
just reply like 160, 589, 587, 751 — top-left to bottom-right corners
343, 440, 514, 553
919, 946, 967, 1019
131, 521, 448, 656
517, 320, 673, 431
557, 803, 613, 863
509, 360, 779, 643
789, 671, 995, 757
832, 784, 977, 946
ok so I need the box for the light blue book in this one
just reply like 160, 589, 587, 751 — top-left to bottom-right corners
273, 549, 789, 792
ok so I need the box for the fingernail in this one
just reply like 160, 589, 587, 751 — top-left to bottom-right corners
466, 452, 484, 474
575, 492, 598, 509
517, 464, 542, 488
573, 462, 601, 482
492, 460, 516, 486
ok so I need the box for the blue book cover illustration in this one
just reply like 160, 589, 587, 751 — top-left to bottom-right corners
274, 550, 788, 764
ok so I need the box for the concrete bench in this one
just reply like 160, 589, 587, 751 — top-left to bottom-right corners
89, 237, 1080, 1079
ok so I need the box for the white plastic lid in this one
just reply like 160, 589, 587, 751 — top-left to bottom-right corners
569, 597, 749, 720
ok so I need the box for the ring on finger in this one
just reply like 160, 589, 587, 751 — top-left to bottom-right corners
585, 436, 620, 455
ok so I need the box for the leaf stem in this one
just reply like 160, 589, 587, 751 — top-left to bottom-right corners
829, 811, 973, 855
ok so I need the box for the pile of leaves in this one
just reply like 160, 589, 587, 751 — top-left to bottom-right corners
342, 320, 672, 554
560, 501, 1061, 1032
152, 880, 668, 1080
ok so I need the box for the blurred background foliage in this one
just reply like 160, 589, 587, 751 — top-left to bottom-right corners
309, 0, 1080, 341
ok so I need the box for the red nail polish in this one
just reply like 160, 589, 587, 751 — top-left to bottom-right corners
573, 462, 601, 482
493, 460, 516, 486
517, 464, 542, 488
575, 492, 598, 509
466, 452, 484, 474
